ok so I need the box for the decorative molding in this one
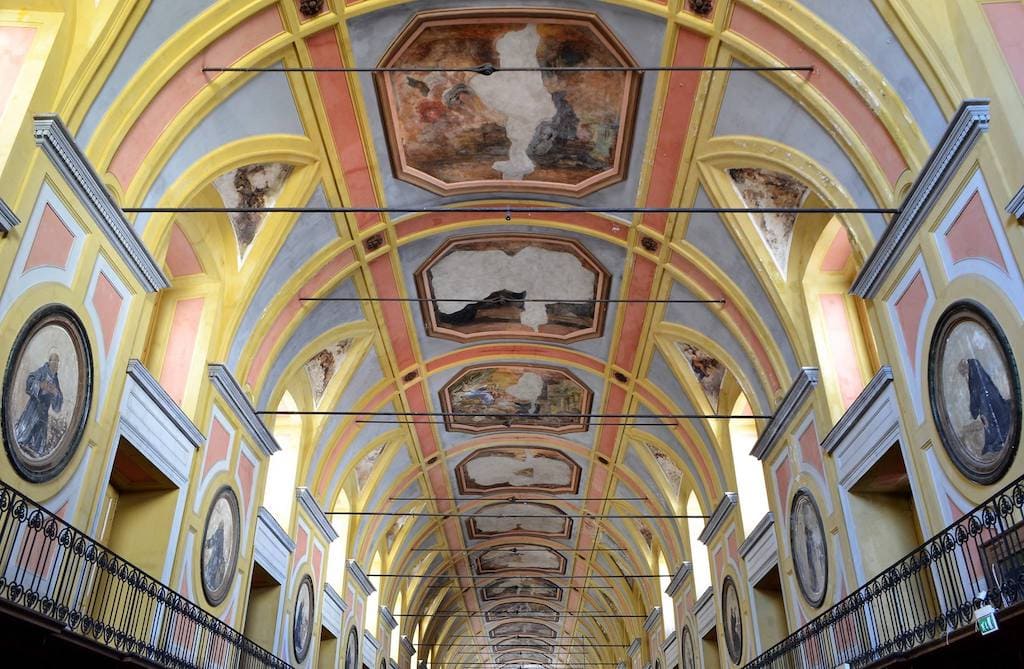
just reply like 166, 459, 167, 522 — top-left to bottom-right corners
363, 631, 380, 667
751, 368, 819, 461
296, 488, 339, 542
254, 507, 295, 584
0, 197, 19, 236
626, 638, 641, 657
1008, 184, 1024, 221
695, 586, 715, 636
126, 360, 204, 445
401, 635, 416, 657
661, 629, 678, 656
643, 606, 662, 632
32, 114, 168, 292
851, 100, 990, 298
388, 660, 399, 669
322, 584, 345, 637
738, 512, 777, 584
698, 492, 738, 545
823, 366, 894, 454
666, 561, 692, 597
208, 364, 280, 456
348, 559, 376, 596
380, 605, 398, 631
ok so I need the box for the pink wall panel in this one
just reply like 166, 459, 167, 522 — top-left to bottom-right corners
203, 419, 231, 479
23, 204, 74, 272
166, 224, 204, 277
820, 228, 853, 272
160, 297, 205, 404
944, 191, 1005, 270
819, 293, 864, 408
0, 26, 35, 119
893, 273, 927, 372
92, 273, 124, 352
984, 2, 1024, 95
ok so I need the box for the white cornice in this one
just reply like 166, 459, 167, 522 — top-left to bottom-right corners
738, 512, 778, 584
296, 487, 339, 542
851, 99, 990, 298
661, 630, 677, 655
1009, 184, 1024, 221
822, 366, 894, 454
643, 606, 662, 632
380, 605, 398, 631
626, 638, 641, 657
126, 359, 204, 446
33, 114, 168, 292
695, 586, 715, 636
698, 492, 737, 545
751, 368, 819, 461
387, 659, 399, 669
325, 583, 347, 614
208, 364, 280, 456
0, 197, 19, 235
257, 507, 295, 551
348, 559, 376, 596
401, 635, 416, 657
666, 561, 692, 597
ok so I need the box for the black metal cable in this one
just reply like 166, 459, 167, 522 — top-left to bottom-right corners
299, 296, 723, 304
202, 64, 814, 74
258, 410, 771, 419
325, 510, 707, 518
124, 205, 896, 215
371, 573, 673, 579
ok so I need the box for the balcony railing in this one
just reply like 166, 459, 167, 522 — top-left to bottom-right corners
0, 479, 290, 668
746, 473, 1024, 669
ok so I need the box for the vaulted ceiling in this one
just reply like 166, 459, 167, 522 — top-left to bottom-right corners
68, 0, 951, 666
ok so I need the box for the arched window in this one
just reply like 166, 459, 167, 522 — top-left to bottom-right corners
264, 391, 301, 528
729, 393, 769, 535
365, 553, 383, 634
687, 492, 711, 594
391, 591, 404, 658
659, 553, 676, 636
326, 490, 351, 588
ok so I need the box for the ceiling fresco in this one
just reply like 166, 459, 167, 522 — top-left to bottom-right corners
303, 338, 353, 407
729, 167, 810, 275
415, 234, 611, 343
466, 501, 573, 540
676, 342, 728, 410
455, 446, 582, 494
441, 364, 593, 434
490, 621, 558, 638
374, 8, 641, 196
485, 601, 561, 623
211, 162, 292, 264
475, 546, 567, 574
479, 577, 563, 602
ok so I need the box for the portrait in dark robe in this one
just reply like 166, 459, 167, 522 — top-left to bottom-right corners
293, 575, 314, 662
14, 353, 63, 457
959, 358, 1012, 454
200, 488, 239, 606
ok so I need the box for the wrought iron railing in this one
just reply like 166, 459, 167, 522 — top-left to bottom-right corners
746, 473, 1024, 669
0, 479, 290, 668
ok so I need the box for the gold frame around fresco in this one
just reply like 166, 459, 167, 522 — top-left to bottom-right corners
372, 7, 642, 197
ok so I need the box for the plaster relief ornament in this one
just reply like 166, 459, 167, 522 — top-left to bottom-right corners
416, 234, 611, 343
374, 8, 640, 197
2, 304, 92, 483
441, 364, 592, 434
212, 163, 292, 264
304, 339, 353, 407
728, 168, 809, 276
293, 574, 314, 662
929, 301, 1021, 484
677, 342, 726, 410
721, 575, 743, 664
344, 626, 359, 669
789, 489, 828, 608
200, 487, 241, 606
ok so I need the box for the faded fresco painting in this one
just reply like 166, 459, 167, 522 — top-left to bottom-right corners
929, 302, 1020, 484
722, 575, 743, 664
729, 167, 809, 276
441, 364, 592, 434
212, 162, 292, 264
292, 575, 314, 662
480, 576, 563, 602
416, 235, 611, 343
2, 305, 92, 483
494, 637, 553, 653
486, 601, 560, 622
304, 338, 353, 407
456, 446, 581, 494
375, 8, 640, 196
789, 489, 828, 607
476, 545, 566, 574
497, 652, 551, 666
200, 487, 240, 606
677, 342, 726, 410
491, 621, 557, 639
467, 501, 572, 539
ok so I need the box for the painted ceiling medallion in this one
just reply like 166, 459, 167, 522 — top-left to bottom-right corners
212, 163, 292, 264
467, 501, 572, 539
455, 446, 581, 495
304, 338, 353, 407
475, 545, 567, 574
728, 167, 808, 275
490, 621, 557, 638
415, 234, 611, 343
480, 576, 563, 602
374, 8, 641, 197
441, 364, 592, 434
676, 342, 727, 409
485, 601, 560, 622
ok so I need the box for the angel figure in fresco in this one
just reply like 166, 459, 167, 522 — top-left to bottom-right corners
958, 358, 1012, 454
14, 351, 63, 457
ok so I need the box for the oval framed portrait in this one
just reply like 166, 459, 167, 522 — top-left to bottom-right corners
200, 486, 241, 606
928, 301, 1021, 484
789, 489, 828, 607
344, 626, 360, 669
682, 625, 696, 669
721, 575, 743, 665
2, 304, 92, 483
293, 574, 314, 662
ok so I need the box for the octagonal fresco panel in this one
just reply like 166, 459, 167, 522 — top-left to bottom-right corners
441, 364, 592, 434
374, 8, 640, 197
456, 446, 581, 494
481, 577, 563, 602
486, 601, 560, 622
475, 545, 566, 574
467, 501, 572, 539
491, 621, 558, 638
495, 637, 554, 653
415, 235, 611, 343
